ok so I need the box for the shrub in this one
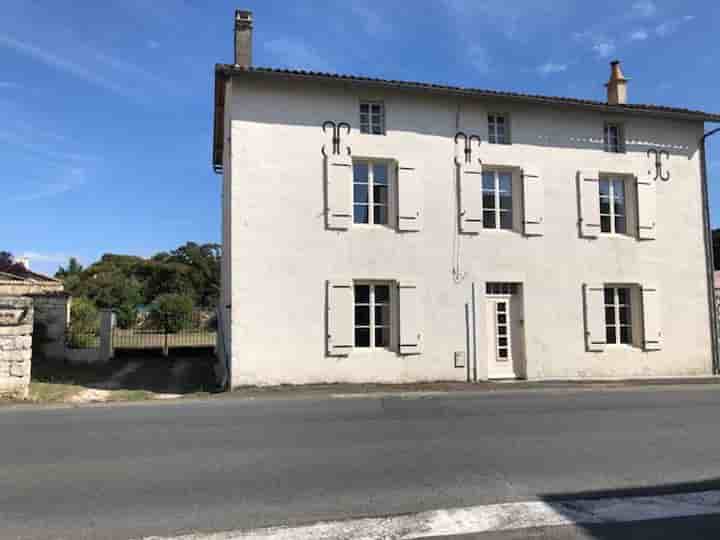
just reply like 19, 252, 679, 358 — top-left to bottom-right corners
115, 303, 138, 330
67, 297, 99, 348
150, 293, 194, 332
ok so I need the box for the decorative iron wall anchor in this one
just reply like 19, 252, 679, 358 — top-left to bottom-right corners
647, 148, 670, 181
322, 121, 351, 156
454, 132, 481, 164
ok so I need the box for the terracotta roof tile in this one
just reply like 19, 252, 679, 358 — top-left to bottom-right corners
217, 64, 720, 122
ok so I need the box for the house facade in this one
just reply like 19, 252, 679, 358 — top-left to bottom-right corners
213, 10, 719, 387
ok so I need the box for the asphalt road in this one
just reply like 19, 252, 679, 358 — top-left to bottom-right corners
3, 386, 720, 539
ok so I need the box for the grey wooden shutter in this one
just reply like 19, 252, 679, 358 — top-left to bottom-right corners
636, 175, 657, 240
641, 284, 662, 350
327, 280, 353, 355
583, 283, 606, 351
522, 166, 543, 236
397, 162, 423, 231
399, 281, 422, 354
459, 163, 483, 233
578, 169, 601, 238
325, 155, 353, 229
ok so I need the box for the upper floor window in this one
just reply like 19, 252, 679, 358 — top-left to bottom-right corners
360, 101, 385, 135
354, 282, 392, 348
599, 177, 626, 234
604, 122, 624, 153
604, 286, 633, 345
482, 170, 513, 230
353, 160, 390, 225
488, 114, 509, 144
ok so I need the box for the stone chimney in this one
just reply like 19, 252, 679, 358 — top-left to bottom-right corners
605, 60, 628, 105
234, 10, 253, 67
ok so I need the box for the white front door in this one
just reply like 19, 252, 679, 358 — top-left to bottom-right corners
487, 296, 516, 379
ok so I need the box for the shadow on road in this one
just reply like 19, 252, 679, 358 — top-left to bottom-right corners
533, 478, 720, 540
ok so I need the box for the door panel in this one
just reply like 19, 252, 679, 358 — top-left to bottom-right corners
487, 297, 517, 379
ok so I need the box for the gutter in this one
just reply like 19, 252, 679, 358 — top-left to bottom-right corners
699, 127, 720, 374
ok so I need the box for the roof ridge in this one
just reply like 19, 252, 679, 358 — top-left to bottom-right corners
216, 64, 720, 122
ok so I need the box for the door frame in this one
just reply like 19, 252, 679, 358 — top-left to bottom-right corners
486, 294, 518, 379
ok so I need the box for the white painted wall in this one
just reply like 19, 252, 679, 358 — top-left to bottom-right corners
222, 76, 712, 386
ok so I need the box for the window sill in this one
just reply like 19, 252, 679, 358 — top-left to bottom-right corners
598, 233, 635, 240
350, 347, 399, 357
351, 224, 396, 231
605, 343, 640, 350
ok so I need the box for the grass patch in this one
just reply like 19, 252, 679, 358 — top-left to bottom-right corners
111, 389, 155, 402
28, 381, 86, 403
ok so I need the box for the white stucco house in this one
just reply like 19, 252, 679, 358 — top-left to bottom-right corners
213, 10, 720, 388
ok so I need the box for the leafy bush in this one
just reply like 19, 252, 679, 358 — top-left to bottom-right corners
67, 297, 100, 349
149, 293, 194, 333
115, 303, 138, 330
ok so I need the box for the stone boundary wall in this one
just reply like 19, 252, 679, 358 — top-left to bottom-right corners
65, 347, 102, 364
0, 296, 33, 398
64, 309, 113, 365
31, 293, 69, 361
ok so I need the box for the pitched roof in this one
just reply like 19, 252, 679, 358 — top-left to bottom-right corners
0, 267, 60, 283
212, 64, 720, 171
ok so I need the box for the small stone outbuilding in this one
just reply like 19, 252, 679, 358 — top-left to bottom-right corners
0, 266, 67, 397
0, 297, 33, 397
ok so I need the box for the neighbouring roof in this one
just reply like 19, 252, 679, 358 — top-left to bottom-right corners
0, 267, 61, 284
212, 64, 720, 172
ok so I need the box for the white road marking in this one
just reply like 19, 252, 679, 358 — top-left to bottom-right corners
140, 490, 720, 540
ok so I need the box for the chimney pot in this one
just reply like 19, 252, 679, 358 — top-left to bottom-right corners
234, 9, 253, 67
605, 60, 628, 105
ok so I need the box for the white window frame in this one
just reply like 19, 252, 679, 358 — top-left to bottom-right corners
482, 169, 513, 230
360, 101, 385, 135
599, 177, 627, 235
488, 113, 509, 144
604, 122, 624, 153
353, 159, 392, 226
486, 282, 518, 295
604, 286, 633, 345
353, 281, 393, 350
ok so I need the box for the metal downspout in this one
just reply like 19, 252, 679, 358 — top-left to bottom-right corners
472, 282, 478, 382
700, 127, 720, 374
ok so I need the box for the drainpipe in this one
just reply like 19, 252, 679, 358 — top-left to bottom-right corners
471, 282, 478, 382
699, 127, 720, 374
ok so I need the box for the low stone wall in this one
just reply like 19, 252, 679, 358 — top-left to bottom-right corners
65, 347, 102, 365
0, 297, 33, 398
31, 293, 69, 361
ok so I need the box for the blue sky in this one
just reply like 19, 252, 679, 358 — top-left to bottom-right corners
2, 0, 720, 275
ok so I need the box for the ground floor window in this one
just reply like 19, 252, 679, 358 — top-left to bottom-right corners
354, 282, 392, 348
604, 286, 632, 344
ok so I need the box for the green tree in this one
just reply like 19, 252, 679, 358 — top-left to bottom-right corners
67, 297, 99, 348
54, 242, 220, 318
152, 242, 220, 307
56, 257, 83, 277
150, 293, 194, 332
0, 251, 13, 267
56, 257, 85, 291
